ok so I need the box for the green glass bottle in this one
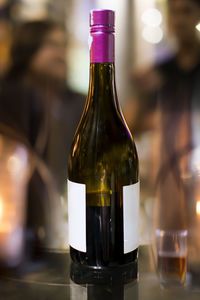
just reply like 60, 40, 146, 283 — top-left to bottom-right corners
68, 9, 139, 281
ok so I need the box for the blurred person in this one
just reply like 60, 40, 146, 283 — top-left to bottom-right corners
0, 20, 85, 252
126, 0, 200, 136
154, 0, 200, 231
124, 0, 200, 237
0, 19, 85, 195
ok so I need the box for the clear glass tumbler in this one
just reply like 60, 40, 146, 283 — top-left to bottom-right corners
155, 229, 188, 288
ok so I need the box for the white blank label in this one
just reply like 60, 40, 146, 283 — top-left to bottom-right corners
123, 182, 140, 254
68, 180, 139, 254
68, 180, 86, 252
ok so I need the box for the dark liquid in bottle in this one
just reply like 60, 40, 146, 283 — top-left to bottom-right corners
70, 190, 137, 267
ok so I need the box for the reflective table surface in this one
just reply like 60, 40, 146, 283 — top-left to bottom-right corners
0, 246, 199, 300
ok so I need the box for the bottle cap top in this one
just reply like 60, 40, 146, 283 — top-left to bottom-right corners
90, 9, 115, 32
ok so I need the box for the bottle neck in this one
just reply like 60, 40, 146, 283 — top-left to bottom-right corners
87, 63, 119, 111
87, 29, 120, 114
90, 28, 115, 63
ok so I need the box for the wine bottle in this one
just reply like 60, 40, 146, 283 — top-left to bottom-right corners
68, 9, 139, 281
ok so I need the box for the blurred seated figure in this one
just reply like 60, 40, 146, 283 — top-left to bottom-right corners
0, 19, 85, 195
0, 20, 85, 252
125, 0, 200, 237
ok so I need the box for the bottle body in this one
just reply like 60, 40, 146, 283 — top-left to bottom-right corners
67, 10, 139, 276
68, 63, 139, 268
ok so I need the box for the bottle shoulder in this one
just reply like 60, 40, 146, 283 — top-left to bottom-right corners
72, 105, 137, 154
68, 107, 139, 184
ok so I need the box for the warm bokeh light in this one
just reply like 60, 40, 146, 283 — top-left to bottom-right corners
7, 155, 22, 174
196, 201, 200, 215
0, 136, 30, 265
0, 135, 3, 154
196, 23, 200, 32
7, 147, 29, 177
141, 8, 162, 27
0, 195, 3, 221
142, 26, 163, 44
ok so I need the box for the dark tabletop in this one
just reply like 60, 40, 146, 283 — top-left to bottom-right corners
0, 246, 199, 300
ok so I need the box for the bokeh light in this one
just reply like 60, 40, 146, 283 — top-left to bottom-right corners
141, 8, 162, 27
142, 26, 163, 44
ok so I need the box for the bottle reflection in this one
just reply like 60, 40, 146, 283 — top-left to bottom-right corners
70, 259, 138, 286
70, 281, 138, 300
87, 285, 124, 300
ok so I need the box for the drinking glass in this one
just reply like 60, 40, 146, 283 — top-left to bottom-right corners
155, 229, 188, 288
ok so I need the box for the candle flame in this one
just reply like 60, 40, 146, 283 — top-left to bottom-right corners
196, 201, 200, 215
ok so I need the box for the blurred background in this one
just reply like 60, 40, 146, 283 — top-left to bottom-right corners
0, 0, 200, 284
0, 0, 172, 99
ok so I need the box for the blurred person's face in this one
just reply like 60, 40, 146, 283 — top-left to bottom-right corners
30, 28, 67, 83
168, 0, 200, 44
